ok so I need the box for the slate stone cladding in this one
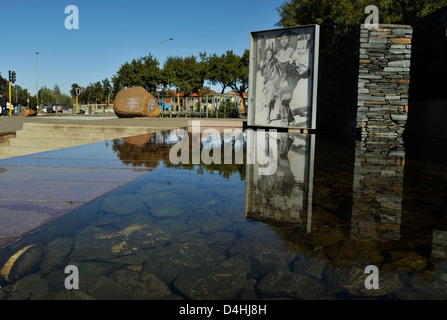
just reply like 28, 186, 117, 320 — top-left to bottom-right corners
317, 24, 412, 137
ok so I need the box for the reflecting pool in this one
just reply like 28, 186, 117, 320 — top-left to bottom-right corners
0, 128, 446, 300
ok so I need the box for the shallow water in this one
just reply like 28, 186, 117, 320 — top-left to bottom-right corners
0, 129, 446, 300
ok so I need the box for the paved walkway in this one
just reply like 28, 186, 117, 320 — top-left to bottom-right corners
0, 114, 191, 135
0, 114, 246, 135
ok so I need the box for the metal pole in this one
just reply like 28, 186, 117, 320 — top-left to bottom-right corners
35, 52, 39, 112
9, 81, 12, 116
157, 38, 174, 66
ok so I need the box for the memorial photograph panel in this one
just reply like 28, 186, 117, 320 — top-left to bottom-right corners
248, 25, 319, 129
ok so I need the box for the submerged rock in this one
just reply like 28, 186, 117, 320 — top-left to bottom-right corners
172, 267, 250, 300
7, 274, 48, 300
0, 244, 44, 283
100, 194, 146, 215
328, 265, 402, 297
70, 223, 169, 261
40, 238, 73, 273
109, 269, 172, 299
257, 270, 325, 299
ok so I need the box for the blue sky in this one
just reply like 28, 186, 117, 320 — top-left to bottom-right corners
0, 0, 285, 95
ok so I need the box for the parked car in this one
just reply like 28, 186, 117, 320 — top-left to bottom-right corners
47, 104, 63, 113
0, 106, 13, 116
157, 101, 171, 111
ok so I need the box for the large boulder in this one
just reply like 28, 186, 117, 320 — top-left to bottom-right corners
113, 86, 161, 118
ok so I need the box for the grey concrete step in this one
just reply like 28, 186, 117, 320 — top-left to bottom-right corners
0, 145, 61, 157
22, 123, 170, 134
15, 130, 142, 141
8, 138, 103, 148
0, 123, 173, 159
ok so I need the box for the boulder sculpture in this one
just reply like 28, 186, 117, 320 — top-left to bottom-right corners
113, 86, 161, 118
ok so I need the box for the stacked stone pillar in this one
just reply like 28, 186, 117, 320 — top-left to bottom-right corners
318, 24, 412, 138
357, 25, 412, 137
317, 24, 411, 242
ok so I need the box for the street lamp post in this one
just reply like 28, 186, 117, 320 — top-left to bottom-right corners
35, 52, 39, 112
157, 37, 174, 65
157, 38, 174, 103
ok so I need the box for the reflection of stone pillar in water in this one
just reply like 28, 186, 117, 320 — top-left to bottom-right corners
432, 230, 447, 260
351, 137, 405, 241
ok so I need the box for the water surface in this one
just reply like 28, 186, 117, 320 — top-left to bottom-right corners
0, 129, 446, 300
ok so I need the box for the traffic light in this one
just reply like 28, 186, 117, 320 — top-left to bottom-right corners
8, 71, 16, 83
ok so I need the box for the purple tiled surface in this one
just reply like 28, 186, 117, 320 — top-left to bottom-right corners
0, 139, 154, 246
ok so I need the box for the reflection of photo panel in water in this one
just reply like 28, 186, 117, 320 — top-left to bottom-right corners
245, 132, 315, 228
248, 25, 319, 130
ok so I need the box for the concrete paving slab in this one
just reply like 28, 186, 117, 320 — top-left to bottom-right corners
0, 133, 162, 247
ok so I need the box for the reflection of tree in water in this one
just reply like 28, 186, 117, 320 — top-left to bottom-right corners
112, 134, 171, 168
164, 149, 246, 181
111, 132, 246, 180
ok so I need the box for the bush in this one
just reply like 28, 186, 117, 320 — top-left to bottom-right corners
210, 98, 240, 118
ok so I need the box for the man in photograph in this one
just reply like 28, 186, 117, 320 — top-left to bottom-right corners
276, 32, 310, 126
251, 25, 318, 129
260, 48, 282, 123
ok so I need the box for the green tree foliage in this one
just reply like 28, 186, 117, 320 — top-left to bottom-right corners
12, 85, 30, 106
228, 49, 249, 105
0, 74, 8, 96
210, 97, 240, 118
71, 78, 113, 105
205, 50, 249, 103
108, 50, 249, 101
102, 78, 113, 103
70, 83, 80, 98
276, 0, 447, 48
112, 54, 160, 95
53, 84, 62, 104
36, 85, 72, 108
206, 51, 235, 94
38, 86, 54, 106
163, 54, 207, 96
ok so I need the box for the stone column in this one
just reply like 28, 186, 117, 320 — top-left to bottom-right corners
357, 25, 412, 137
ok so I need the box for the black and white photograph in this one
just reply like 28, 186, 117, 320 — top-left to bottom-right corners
248, 25, 319, 129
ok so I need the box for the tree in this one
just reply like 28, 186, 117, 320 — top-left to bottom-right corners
206, 52, 233, 94
163, 54, 207, 96
102, 78, 113, 103
53, 84, 62, 104
276, 0, 447, 49
12, 85, 29, 106
112, 54, 161, 95
205, 49, 249, 104
90, 81, 104, 104
70, 83, 80, 98
39, 86, 54, 106
0, 74, 8, 96
60, 94, 73, 109
220, 50, 249, 105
